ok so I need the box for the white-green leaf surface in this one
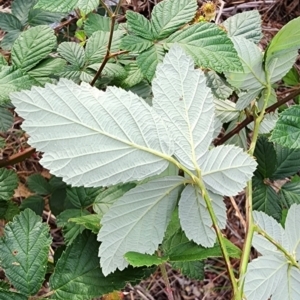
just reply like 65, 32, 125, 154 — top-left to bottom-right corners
223, 10, 262, 44
151, 0, 197, 39
225, 37, 266, 90
57, 42, 85, 68
153, 45, 215, 170
214, 99, 239, 123
201, 145, 257, 196
11, 79, 174, 187
11, 25, 56, 72
247, 111, 278, 134
179, 185, 226, 247
98, 176, 184, 275
236, 89, 261, 110
285, 204, 300, 259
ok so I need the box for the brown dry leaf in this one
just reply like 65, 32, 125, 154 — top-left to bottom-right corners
14, 182, 34, 198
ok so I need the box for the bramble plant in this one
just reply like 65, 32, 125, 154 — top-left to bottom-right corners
0, 0, 300, 299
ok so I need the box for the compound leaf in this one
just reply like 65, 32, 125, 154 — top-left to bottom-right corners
11, 79, 174, 187
223, 10, 262, 44
98, 176, 184, 275
153, 45, 215, 169
270, 106, 300, 149
166, 23, 242, 73
0, 168, 18, 201
0, 209, 51, 295
202, 145, 257, 196
151, 0, 197, 39
12, 25, 56, 72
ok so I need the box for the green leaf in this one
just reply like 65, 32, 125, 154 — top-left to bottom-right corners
27, 57, 66, 77
0, 66, 37, 104
120, 62, 144, 88
254, 135, 277, 179
27, 173, 52, 195
27, 9, 63, 26
124, 252, 168, 267
252, 176, 281, 221
272, 143, 300, 179
0, 168, 18, 201
125, 10, 154, 40
153, 45, 215, 169
0, 30, 21, 51
121, 35, 153, 52
282, 66, 299, 86
69, 214, 101, 234
179, 185, 226, 247
151, 0, 197, 39
0, 107, 13, 132
280, 182, 300, 206
85, 30, 123, 64
93, 183, 135, 217
84, 14, 114, 36
0, 12, 23, 31
127, 81, 152, 99
0, 200, 20, 221
11, 0, 36, 26
98, 176, 184, 275
223, 10, 262, 44
0, 209, 52, 295
12, 25, 57, 72
166, 23, 242, 73
0, 54, 7, 66
172, 260, 204, 280
137, 44, 165, 81
49, 188, 67, 216
202, 145, 257, 196
270, 105, 300, 149
20, 195, 44, 216
57, 42, 85, 68
66, 186, 100, 208
0, 290, 27, 300
77, 0, 98, 14
236, 89, 261, 111
11, 79, 174, 187
57, 65, 82, 83
34, 0, 78, 13
50, 231, 151, 299
225, 36, 266, 90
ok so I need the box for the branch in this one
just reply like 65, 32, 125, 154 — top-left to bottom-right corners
214, 87, 300, 146
0, 147, 36, 168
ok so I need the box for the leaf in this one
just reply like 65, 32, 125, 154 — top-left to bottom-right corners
57, 209, 90, 245
285, 204, 300, 258
125, 10, 154, 40
27, 57, 66, 78
236, 89, 261, 110
280, 182, 300, 206
0, 168, 18, 201
69, 214, 101, 234
98, 176, 184, 275
254, 135, 277, 179
11, 79, 174, 187
0, 209, 52, 295
283, 66, 300, 86
153, 45, 215, 169
205, 70, 233, 100
137, 44, 165, 81
0, 107, 13, 132
252, 176, 281, 221
57, 42, 85, 68
201, 145, 257, 196
166, 23, 242, 73
244, 255, 288, 300
0, 66, 37, 105
120, 35, 153, 52
120, 62, 144, 88
77, 0, 98, 14
270, 105, 300, 149
50, 231, 151, 299
0, 12, 23, 31
178, 185, 226, 247
27, 173, 52, 195
171, 261, 204, 280
223, 10, 262, 44
214, 99, 239, 123
84, 14, 114, 36
20, 195, 44, 216
85, 30, 123, 65
34, 0, 78, 13
124, 252, 168, 267
225, 37, 265, 90
93, 183, 135, 217
11, 25, 57, 72
66, 186, 100, 209
272, 143, 300, 179
11, 0, 36, 26
27, 9, 63, 26
0, 290, 27, 300
151, 0, 197, 39
252, 210, 288, 256
0, 200, 20, 221
224, 118, 247, 150
0, 137, 5, 149
0, 54, 7, 66
0, 30, 21, 51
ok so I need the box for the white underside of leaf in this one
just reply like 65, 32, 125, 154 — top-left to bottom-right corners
98, 176, 184, 275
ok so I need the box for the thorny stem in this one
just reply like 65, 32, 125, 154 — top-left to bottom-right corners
90, 0, 123, 86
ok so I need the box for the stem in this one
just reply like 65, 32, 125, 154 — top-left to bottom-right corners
0, 147, 35, 167
160, 263, 174, 300
90, 0, 123, 86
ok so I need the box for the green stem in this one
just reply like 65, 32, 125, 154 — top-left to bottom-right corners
160, 263, 175, 300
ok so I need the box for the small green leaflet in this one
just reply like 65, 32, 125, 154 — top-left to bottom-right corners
0, 168, 18, 201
